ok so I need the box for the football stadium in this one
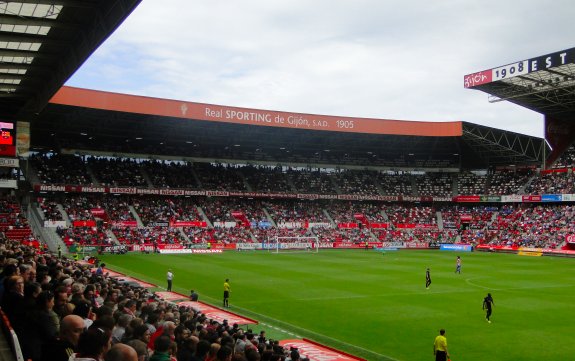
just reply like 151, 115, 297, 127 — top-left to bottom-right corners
1, 2, 575, 361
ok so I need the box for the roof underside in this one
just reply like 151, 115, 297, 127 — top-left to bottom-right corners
0, 0, 141, 120
31, 103, 545, 169
471, 62, 575, 121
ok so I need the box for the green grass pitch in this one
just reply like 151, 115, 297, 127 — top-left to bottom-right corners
98, 249, 575, 361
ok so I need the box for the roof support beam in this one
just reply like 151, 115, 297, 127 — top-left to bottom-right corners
2, 0, 99, 8
0, 13, 77, 29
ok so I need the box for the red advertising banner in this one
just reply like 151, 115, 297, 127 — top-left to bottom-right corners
169, 221, 208, 227
464, 70, 493, 88
394, 223, 438, 229
157, 244, 185, 250
522, 195, 542, 202
460, 214, 472, 222
369, 223, 388, 229
91, 208, 105, 216
113, 220, 138, 227
51, 86, 463, 137
72, 220, 97, 227
332, 242, 383, 249
541, 168, 569, 174
566, 235, 575, 244
337, 223, 359, 229
453, 196, 481, 202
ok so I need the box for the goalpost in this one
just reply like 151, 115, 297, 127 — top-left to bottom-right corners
268, 236, 319, 253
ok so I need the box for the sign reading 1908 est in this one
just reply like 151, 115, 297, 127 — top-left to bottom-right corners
464, 47, 575, 88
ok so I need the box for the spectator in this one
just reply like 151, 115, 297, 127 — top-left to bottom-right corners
150, 335, 172, 361
105, 343, 139, 361
71, 326, 112, 361
41, 315, 85, 361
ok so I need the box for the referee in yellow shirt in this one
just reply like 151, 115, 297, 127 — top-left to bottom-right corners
433, 329, 449, 361
223, 278, 231, 308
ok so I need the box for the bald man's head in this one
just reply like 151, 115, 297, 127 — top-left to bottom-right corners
60, 314, 85, 346
105, 343, 138, 361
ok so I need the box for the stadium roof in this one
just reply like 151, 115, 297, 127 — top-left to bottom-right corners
0, 1, 548, 170
0, 0, 141, 120
464, 47, 575, 121
29, 87, 546, 170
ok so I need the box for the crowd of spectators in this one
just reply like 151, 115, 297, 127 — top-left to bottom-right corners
332, 170, 379, 195
385, 205, 436, 225
287, 169, 337, 194
31, 154, 92, 185
486, 169, 534, 195
375, 172, 412, 196
551, 145, 575, 168
525, 171, 575, 194
241, 166, 292, 193
38, 198, 64, 221
414, 173, 452, 197
146, 161, 199, 189
440, 206, 496, 230
194, 163, 246, 192
457, 172, 487, 195
263, 200, 329, 224
88, 157, 148, 188
486, 204, 573, 249
30, 190, 574, 251
0, 235, 302, 361
29, 153, 566, 198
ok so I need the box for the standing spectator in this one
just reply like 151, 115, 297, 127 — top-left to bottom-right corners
166, 269, 173, 291
483, 293, 495, 323
433, 329, 449, 361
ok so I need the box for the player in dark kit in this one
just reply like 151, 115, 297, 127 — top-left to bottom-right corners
426, 268, 432, 289
483, 293, 494, 323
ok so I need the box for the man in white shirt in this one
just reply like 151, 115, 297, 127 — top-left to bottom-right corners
166, 269, 173, 291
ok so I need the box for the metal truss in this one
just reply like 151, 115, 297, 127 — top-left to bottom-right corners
462, 123, 546, 166
478, 64, 575, 117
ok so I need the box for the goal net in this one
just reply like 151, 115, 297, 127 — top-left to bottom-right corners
268, 236, 319, 253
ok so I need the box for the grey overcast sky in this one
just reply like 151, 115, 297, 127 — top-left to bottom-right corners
66, 0, 575, 138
